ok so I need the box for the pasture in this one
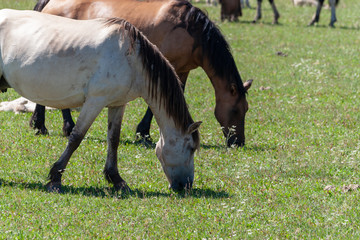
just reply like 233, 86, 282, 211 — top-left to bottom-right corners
0, 0, 359, 238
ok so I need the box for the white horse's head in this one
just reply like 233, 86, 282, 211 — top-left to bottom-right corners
156, 121, 201, 191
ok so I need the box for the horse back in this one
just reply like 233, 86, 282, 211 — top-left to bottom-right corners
41, 0, 201, 74
0, 9, 135, 108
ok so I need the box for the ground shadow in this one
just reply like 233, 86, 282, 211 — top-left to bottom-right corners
0, 179, 229, 199
306, 24, 360, 31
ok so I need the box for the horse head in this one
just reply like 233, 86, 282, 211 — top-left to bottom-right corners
155, 121, 201, 191
214, 79, 252, 147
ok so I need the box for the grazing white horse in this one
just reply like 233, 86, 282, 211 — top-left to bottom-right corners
0, 9, 201, 192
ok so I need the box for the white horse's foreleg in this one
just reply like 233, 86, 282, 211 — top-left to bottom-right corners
329, 0, 337, 27
103, 106, 131, 192
46, 98, 105, 193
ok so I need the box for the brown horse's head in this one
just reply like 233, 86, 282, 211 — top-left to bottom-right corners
214, 79, 252, 147
174, 2, 253, 147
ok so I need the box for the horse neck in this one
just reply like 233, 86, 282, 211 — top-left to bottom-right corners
141, 88, 181, 137
200, 57, 229, 98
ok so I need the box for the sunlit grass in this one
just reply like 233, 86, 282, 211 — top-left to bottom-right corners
1, 0, 360, 238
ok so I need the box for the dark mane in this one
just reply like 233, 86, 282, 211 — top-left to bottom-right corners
33, 0, 50, 11
172, 1, 246, 97
103, 18, 200, 147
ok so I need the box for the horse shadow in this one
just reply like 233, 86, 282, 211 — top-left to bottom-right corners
0, 179, 229, 199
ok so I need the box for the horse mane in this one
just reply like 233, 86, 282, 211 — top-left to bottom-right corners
172, 1, 247, 98
103, 18, 200, 147
33, 0, 50, 11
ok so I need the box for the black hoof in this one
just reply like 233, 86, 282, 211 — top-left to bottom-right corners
35, 126, 48, 136
62, 122, 75, 137
114, 182, 132, 194
46, 182, 62, 193
135, 134, 153, 147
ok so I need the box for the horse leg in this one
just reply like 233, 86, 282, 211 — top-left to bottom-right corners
29, 104, 48, 135
253, 0, 262, 23
135, 107, 153, 144
103, 106, 131, 192
135, 72, 188, 144
46, 98, 104, 193
61, 109, 75, 136
269, 0, 280, 24
329, 0, 337, 27
309, 0, 324, 26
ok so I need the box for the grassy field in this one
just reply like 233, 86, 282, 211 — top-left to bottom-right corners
1, 0, 360, 238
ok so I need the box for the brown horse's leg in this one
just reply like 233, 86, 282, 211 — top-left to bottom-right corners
61, 109, 75, 136
135, 107, 153, 144
135, 72, 188, 144
309, 0, 324, 26
29, 104, 48, 135
103, 106, 130, 192
46, 98, 104, 193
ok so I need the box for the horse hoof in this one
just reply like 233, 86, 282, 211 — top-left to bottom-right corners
46, 182, 62, 193
35, 126, 48, 136
136, 135, 153, 147
114, 182, 132, 194
62, 122, 75, 137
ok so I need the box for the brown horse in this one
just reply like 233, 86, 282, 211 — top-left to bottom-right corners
32, 0, 253, 147
219, 0, 279, 24
219, 0, 242, 22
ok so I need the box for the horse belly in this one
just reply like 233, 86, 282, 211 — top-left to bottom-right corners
6, 60, 92, 109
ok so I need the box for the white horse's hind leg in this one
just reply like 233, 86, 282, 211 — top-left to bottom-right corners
329, 0, 337, 27
103, 106, 131, 192
46, 98, 105, 193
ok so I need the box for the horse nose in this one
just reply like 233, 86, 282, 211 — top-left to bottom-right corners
227, 135, 245, 147
169, 178, 193, 191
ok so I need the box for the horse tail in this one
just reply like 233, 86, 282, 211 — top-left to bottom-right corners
33, 0, 51, 11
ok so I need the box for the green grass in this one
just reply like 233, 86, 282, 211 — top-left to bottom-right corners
1, 0, 360, 238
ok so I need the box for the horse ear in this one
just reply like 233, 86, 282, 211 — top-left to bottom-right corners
230, 83, 237, 96
243, 79, 253, 91
187, 121, 202, 134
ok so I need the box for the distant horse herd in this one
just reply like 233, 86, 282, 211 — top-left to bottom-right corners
0, 0, 342, 192
220, 0, 339, 27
